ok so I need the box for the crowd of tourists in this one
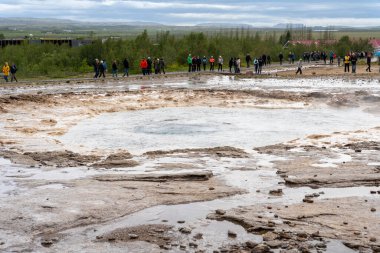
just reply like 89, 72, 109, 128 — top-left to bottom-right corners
1, 50, 378, 82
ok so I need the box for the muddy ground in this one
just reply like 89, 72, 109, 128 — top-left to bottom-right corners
0, 65, 380, 252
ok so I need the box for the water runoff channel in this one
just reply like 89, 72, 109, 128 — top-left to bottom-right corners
52, 103, 380, 252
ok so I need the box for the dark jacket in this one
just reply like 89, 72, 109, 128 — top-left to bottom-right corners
123, 59, 129, 68
10, 64, 17, 74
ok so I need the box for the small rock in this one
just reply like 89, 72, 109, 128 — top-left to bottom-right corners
215, 209, 226, 215
303, 198, 314, 203
180, 245, 186, 249
162, 219, 168, 222
41, 240, 53, 248
355, 149, 362, 153
297, 232, 308, 238
209, 187, 215, 190
177, 220, 185, 224
315, 242, 327, 249
162, 245, 171, 250
269, 189, 283, 196
189, 242, 198, 248
227, 230, 237, 238
179, 227, 192, 234
193, 233, 203, 240
371, 208, 376, 212
128, 234, 139, 239
252, 244, 271, 253
267, 206, 272, 210
245, 240, 259, 248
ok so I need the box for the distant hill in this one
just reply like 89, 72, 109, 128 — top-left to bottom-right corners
273, 23, 305, 29
1, 17, 380, 31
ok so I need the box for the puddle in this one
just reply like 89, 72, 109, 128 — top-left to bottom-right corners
60, 106, 380, 154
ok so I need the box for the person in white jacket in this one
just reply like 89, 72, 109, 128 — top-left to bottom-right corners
218, 56, 224, 72
296, 59, 303, 75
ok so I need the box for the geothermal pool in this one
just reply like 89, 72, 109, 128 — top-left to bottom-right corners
61, 106, 380, 154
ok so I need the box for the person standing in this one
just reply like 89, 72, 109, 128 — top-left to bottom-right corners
2, 62, 9, 82
366, 52, 372, 72
258, 57, 263, 74
254, 58, 259, 74
279, 52, 284, 65
262, 54, 267, 66
192, 56, 196, 72
202, 56, 207, 71
159, 58, 165, 74
245, 54, 251, 68
196, 56, 201, 72
267, 55, 271, 65
296, 59, 303, 75
140, 58, 148, 75
236, 58, 241, 73
99, 60, 106, 78
344, 53, 350, 73
329, 51, 334, 64
218, 56, 223, 72
229, 57, 233, 73
10, 63, 18, 82
111, 60, 118, 78
93, 59, 100, 78
351, 53, 357, 73
153, 58, 160, 74
123, 57, 129, 77
209, 56, 215, 71
187, 54, 192, 72
147, 57, 152, 75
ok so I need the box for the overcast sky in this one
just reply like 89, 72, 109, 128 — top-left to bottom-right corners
1, 0, 380, 27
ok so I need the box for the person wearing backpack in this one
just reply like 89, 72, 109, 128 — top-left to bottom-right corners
10, 63, 18, 82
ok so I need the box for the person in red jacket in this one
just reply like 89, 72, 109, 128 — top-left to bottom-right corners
209, 56, 215, 72
140, 58, 148, 75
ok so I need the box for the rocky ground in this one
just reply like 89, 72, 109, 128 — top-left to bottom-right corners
0, 65, 379, 252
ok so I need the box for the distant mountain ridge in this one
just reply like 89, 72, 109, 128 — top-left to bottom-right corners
0, 17, 379, 30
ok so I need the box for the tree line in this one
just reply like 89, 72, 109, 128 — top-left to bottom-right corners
0, 30, 372, 78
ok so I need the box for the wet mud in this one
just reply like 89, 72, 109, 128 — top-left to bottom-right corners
1, 66, 380, 252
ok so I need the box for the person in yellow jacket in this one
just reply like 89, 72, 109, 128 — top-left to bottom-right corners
344, 54, 350, 73
2, 62, 10, 82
